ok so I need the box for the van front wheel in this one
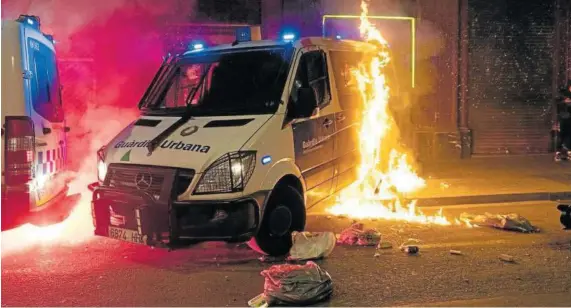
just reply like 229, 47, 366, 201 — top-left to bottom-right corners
248, 185, 306, 256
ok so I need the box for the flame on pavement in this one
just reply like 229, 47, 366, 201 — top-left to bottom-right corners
327, 0, 467, 227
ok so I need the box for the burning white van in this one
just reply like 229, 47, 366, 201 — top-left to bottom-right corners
89, 27, 393, 255
1, 15, 75, 230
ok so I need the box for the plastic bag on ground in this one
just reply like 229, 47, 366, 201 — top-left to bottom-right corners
337, 222, 381, 246
460, 212, 539, 233
288, 231, 336, 261
259, 261, 333, 306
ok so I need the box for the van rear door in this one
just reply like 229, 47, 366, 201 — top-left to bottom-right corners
23, 28, 67, 209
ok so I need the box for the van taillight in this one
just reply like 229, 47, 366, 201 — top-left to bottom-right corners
4, 117, 35, 187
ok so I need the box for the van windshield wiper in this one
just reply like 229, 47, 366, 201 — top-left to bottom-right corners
146, 64, 212, 155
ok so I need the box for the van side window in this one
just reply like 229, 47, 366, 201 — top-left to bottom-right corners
28, 38, 64, 122
329, 51, 364, 110
291, 50, 331, 109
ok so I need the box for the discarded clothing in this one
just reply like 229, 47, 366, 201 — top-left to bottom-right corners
288, 231, 336, 261
257, 261, 333, 306
337, 223, 381, 246
460, 212, 539, 233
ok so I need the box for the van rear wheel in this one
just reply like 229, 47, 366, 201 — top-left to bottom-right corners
248, 185, 306, 256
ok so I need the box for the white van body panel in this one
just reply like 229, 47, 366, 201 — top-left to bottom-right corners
1, 18, 68, 211
1, 21, 27, 184
106, 114, 271, 171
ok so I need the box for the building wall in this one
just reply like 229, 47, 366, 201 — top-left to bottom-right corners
411, 0, 462, 161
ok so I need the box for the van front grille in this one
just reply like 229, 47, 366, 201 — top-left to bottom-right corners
105, 165, 165, 199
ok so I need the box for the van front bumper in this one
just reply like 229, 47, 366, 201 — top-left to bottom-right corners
91, 183, 266, 249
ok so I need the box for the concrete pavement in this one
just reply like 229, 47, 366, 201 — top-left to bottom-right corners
410, 155, 571, 206
1, 201, 570, 307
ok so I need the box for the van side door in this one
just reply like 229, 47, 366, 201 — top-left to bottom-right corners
289, 48, 336, 208
24, 30, 67, 208
329, 50, 363, 192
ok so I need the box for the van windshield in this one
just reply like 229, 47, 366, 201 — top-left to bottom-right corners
141, 47, 293, 116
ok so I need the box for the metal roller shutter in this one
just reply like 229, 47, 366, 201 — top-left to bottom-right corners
467, 0, 555, 155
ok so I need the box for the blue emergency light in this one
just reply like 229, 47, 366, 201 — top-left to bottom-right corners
17, 15, 40, 30
188, 41, 206, 51
235, 26, 252, 42
282, 33, 296, 41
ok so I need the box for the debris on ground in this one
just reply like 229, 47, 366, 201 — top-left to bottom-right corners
399, 239, 420, 255
557, 204, 571, 229
248, 293, 269, 308
376, 241, 393, 249
450, 250, 463, 255
460, 212, 539, 233
259, 255, 287, 263
401, 245, 419, 254
400, 238, 421, 246
250, 261, 333, 307
288, 232, 336, 261
337, 223, 381, 246
499, 254, 516, 263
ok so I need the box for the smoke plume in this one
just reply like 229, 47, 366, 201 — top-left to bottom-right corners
1, 0, 196, 254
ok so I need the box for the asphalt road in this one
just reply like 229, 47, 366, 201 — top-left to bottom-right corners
2, 201, 570, 307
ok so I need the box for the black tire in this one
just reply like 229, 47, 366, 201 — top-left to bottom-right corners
248, 185, 306, 256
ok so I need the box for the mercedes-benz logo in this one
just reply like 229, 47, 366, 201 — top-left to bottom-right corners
134, 172, 153, 190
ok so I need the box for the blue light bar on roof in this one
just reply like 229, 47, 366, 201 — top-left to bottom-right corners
282, 33, 296, 41
188, 40, 206, 51
236, 26, 252, 42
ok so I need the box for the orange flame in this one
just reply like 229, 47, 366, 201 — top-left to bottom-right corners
327, 0, 465, 226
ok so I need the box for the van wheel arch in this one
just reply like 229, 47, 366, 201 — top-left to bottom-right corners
248, 175, 306, 256
260, 174, 305, 225
273, 174, 303, 199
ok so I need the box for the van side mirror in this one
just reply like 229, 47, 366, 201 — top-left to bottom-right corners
295, 87, 319, 118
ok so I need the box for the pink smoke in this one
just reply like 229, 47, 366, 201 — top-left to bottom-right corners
1, 0, 196, 254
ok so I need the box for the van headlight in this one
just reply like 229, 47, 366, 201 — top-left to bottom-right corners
194, 151, 256, 194
97, 146, 107, 183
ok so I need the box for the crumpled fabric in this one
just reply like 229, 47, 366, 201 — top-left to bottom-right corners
460, 212, 539, 233
260, 261, 333, 306
288, 231, 336, 261
337, 222, 381, 246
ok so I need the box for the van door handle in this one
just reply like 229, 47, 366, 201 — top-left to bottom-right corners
36, 141, 48, 147
336, 114, 346, 122
323, 118, 333, 128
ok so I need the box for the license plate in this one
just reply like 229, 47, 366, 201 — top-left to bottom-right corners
108, 226, 147, 245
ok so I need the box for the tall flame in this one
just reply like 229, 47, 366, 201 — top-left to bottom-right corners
327, 0, 460, 226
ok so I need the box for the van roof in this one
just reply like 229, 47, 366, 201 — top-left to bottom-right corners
182, 36, 377, 56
